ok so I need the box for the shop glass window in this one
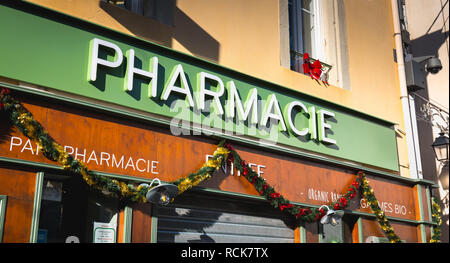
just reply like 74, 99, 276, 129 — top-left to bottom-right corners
37, 175, 119, 243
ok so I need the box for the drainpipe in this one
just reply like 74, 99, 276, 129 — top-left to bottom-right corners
391, 0, 421, 179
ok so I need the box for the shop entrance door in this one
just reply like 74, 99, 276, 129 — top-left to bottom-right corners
156, 191, 296, 243
37, 174, 119, 243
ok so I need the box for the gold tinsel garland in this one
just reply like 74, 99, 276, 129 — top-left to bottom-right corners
0, 88, 229, 203
174, 146, 229, 195
358, 172, 402, 243
430, 197, 442, 243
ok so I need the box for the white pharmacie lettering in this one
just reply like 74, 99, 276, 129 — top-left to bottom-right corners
9, 137, 40, 155
125, 156, 135, 171
88, 38, 123, 82
226, 81, 258, 124
197, 71, 225, 115
87, 38, 340, 147
87, 150, 99, 165
260, 94, 287, 132
124, 49, 159, 97
111, 154, 125, 169
161, 64, 195, 108
318, 109, 337, 145
21, 139, 35, 154
75, 148, 87, 162
9, 136, 22, 151
100, 152, 111, 167
136, 158, 147, 172
285, 101, 309, 136
7, 135, 160, 175
64, 145, 74, 155
150, 161, 159, 174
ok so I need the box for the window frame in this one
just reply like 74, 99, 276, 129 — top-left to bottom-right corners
289, 0, 325, 64
0, 195, 7, 243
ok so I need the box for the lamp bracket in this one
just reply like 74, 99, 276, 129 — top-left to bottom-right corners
410, 55, 435, 63
410, 92, 449, 135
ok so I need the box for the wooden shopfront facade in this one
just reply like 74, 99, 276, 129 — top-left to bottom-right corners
0, 1, 438, 243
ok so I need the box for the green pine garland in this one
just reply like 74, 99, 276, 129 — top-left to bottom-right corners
0, 88, 229, 203
224, 143, 363, 223
430, 197, 442, 243
358, 172, 402, 243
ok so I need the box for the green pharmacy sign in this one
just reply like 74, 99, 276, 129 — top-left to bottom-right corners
0, 3, 399, 171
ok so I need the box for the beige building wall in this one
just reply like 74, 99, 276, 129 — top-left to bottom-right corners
405, 0, 449, 109
404, 0, 449, 242
27, 0, 411, 177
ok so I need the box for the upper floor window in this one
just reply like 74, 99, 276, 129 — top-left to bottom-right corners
285, 0, 350, 89
289, 0, 325, 72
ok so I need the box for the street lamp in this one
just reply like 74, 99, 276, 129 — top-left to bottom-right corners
432, 133, 449, 162
439, 161, 449, 190
319, 205, 344, 226
139, 178, 179, 206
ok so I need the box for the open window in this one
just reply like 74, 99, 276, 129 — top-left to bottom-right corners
283, 0, 350, 89
289, 0, 325, 68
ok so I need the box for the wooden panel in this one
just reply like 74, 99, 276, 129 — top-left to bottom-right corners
131, 203, 153, 243
305, 222, 319, 243
425, 225, 432, 242
352, 221, 361, 243
421, 186, 431, 221
294, 228, 300, 243
117, 209, 125, 243
357, 176, 416, 220
0, 96, 418, 222
361, 218, 418, 243
0, 165, 36, 242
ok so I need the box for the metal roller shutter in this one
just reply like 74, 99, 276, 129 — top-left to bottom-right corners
156, 190, 295, 243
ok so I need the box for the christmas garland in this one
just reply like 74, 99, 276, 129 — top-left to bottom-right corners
223, 143, 362, 223
0, 87, 229, 203
358, 172, 402, 242
0, 88, 442, 243
1, 88, 149, 202
171, 145, 229, 195
430, 197, 442, 243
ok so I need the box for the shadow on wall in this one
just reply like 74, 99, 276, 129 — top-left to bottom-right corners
99, 0, 220, 63
409, 24, 449, 242
410, 29, 449, 75
408, 28, 449, 181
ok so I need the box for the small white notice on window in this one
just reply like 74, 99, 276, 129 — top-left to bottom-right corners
93, 222, 116, 243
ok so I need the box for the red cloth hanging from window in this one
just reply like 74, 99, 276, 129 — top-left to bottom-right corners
302, 53, 311, 75
302, 53, 322, 81
311, 59, 322, 81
